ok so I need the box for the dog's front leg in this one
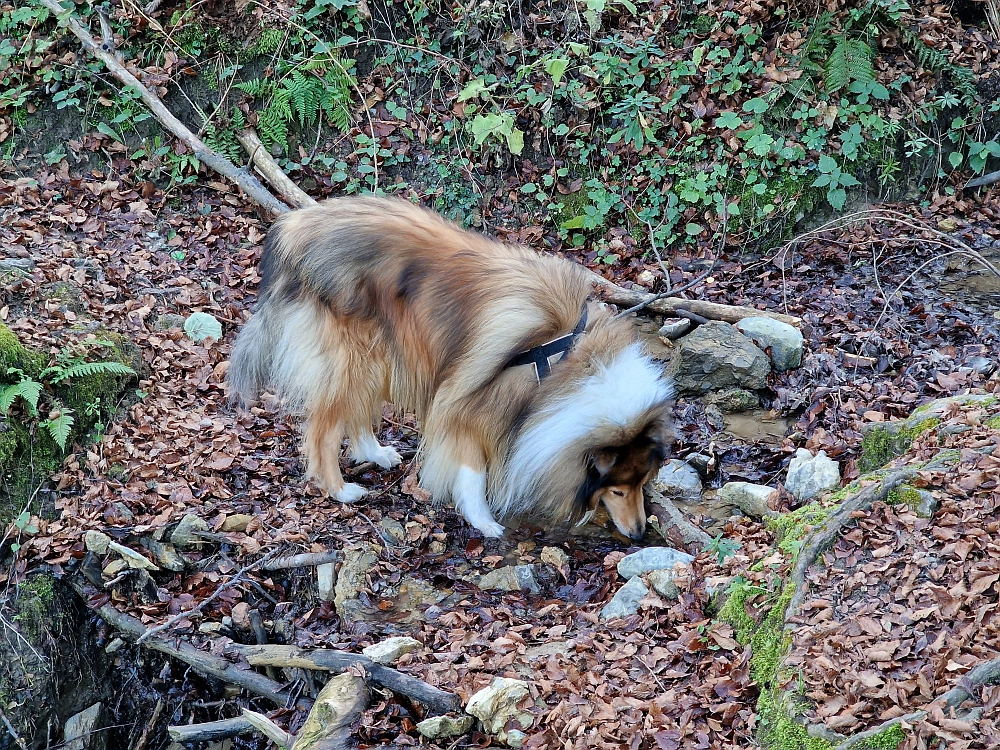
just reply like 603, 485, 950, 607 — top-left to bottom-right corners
453, 466, 506, 538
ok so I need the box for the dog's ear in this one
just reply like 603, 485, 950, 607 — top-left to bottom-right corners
574, 448, 618, 515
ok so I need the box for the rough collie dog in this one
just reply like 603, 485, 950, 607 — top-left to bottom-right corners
228, 196, 673, 539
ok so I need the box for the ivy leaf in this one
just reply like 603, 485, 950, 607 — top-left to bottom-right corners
184, 312, 223, 343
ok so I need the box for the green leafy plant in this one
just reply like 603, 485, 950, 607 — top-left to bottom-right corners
705, 533, 742, 564
812, 155, 860, 210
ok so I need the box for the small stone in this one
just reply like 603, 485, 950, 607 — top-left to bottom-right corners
646, 569, 681, 600
85, 530, 111, 555
316, 562, 336, 601
429, 540, 446, 554
540, 546, 570, 575
105, 637, 125, 654
231, 602, 251, 630
968, 356, 996, 376
63, 702, 103, 750
0, 258, 35, 272
466, 677, 530, 740
379, 518, 406, 544
478, 565, 540, 593
102, 559, 128, 578
717, 482, 777, 518
221, 514, 253, 533
784, 448, 841, 501
617, 547, 695, 579
363, 636, 422, 665
658, 318, 691, 340
652, 460, 702, 502
705, 387, 760, 413
112, 502, 134, 522
152, 313, 186, 331
199, 622, 225, 634
704, 403, 726, 431
735, 317, 804, 372
637, 270, 657, 286
416, 714, 474, 739
506, 729, 527, 748
171, 514, 209, 547
334, 545, 380, 619
108, 541, 159, 571
913, 489, 939, 519
937, 217, 959, 232
600, 577, 650, 620
141, 539, 185, 572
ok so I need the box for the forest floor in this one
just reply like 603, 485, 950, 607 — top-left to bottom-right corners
1, 155, 999, 749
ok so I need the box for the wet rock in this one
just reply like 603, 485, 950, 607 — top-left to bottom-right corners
140, 539, 185, 572
646, 569, 681, 600
466, 677, 531, 742
718, 482, 777, 518
665, 321, 770, 395
600, 577, 650, 620
785, 448, 840, 501
417, 714, 474, 739
478, 565, 541, 594
652, 460, 702, 502
170, 513, 209, 547
617, 547, 694, 579
363, 636, 422, 665
735, 316, 804, 371
704, 403, 726, 431
221, 513, 253, 532
705, 387, 760, 413
84, 530, 111, 555
658, 318, 691, 340
334, 544, 380, 619
64, 702, 104, 750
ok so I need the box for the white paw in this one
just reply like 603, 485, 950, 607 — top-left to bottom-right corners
369, 445, 403, 469
475, 519, 507, 538
336, 483, 368, 504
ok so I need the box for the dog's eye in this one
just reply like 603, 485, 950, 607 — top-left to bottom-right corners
610, 489, 625, 497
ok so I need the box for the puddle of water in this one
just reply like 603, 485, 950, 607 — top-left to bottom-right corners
721, 410, 790, 445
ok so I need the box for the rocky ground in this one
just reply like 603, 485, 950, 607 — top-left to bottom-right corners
0, 156, 998, 750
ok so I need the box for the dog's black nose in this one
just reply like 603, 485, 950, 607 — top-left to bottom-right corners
626, 525, 646, 541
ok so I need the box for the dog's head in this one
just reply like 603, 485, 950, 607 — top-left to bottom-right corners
575, 420, 670, 540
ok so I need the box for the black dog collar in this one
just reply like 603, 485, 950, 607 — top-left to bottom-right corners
506, 305, 588, 382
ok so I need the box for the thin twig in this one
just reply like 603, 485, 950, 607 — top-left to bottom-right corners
137, 548, 280, 643
613, 266, 716, 318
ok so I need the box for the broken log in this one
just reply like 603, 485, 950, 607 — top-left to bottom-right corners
589, 272, 802, 328
226, 643, 461, 716
261, 551, 339, 570
289, 673, 369, 750
646, 487, 713, 550
167, 717, 255, 743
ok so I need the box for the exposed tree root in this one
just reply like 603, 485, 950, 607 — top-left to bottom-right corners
832, 711, 928, 750
937, 656, 1000, 709
289, 672, 369, 750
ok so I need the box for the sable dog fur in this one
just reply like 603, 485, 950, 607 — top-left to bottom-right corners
228, 196, 673, 539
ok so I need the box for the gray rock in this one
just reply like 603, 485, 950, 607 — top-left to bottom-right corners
968, 356, 997, 376
363, 636, 422, 665
108, 541, 159, 571
85, 530, 111, 555
417, 714, 474, 739
0, 258, 35, 272
334, 544, 380, 618
913, 489, 938, 519
665, 321, 770, 395
784, 448, 840, 501
379, 518, 405, 545
652, 460, 702, 502
316, 562, 336, 601
646, 569, 681, 600
717, 482, 777, 518
735, 316, 804, 371
506, 729, 527, 747
152, 313, 187, 331
704, 403, 726, 431
170, 513, 209, 547
705, 387, 760, 413
478, 565, 540, 593
618, 546, 695, 579
600, 577, 650, 620
140, 539, 185, 572
64, 702, 104, 750
658, 318, 691, 340
466, 677, 530, 740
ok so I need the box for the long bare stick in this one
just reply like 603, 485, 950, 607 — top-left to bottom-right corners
38, 0, 290, 217
236, 129, 317, 209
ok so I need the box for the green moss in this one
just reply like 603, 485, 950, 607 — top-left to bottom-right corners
859, 418, 939, 473
13, 574, 57, 641
986, 415, 1000, 430
854, 723, 905, 750
767, 503, 831, 557
0, 322, 44, 375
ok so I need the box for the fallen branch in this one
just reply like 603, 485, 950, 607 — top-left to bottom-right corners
167, 717, 255, 743
235, 129, 317, 209
937, 656, 1000, 708
589, 271, 802, 328
645, 487, 714, 550
289, 672, 369, 750
832, 711, 927, 750
226, 643, 461, 716
784, 469, 916, 623
965, 168, 1000, 190
37, 0, 290, 217
68, 578, 296, 706
242, 708, 294, 748
261, 551, 339, 570
132, 698, 164, 750
137, 548, 280, 643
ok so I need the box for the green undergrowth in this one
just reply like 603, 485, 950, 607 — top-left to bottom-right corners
0, 323, 140, 527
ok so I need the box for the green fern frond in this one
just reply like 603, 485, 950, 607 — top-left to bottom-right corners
0, 378, 42, 415
47, 361, 136, 384
825, 37, 874, 93
235, 78, 275, 98
897, 26, 978, 106
44, 408, 74, 450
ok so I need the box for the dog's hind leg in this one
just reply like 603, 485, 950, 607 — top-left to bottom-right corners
303, 406, 367, 503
